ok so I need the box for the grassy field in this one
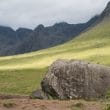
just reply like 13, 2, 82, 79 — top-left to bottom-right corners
0, 18, 110, 95
0, 68, 47, 95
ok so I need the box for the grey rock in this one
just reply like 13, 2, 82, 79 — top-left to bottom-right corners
41, 59, 110, 100
31, 89, 48, 99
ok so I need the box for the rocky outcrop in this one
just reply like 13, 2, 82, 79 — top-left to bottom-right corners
40, 59, 110, 100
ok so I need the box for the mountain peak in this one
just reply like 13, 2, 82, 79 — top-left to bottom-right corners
101, 1, 110, 18
34, 24, 45, 31
106, 1, 110, 9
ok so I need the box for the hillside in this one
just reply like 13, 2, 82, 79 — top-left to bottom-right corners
0, 2, 110, 95
0, 18, 110, 70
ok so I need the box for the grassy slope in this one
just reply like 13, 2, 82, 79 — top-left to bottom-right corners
0, 18, 110, 95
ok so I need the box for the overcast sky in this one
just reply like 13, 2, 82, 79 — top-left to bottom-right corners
0, 0, 109, 29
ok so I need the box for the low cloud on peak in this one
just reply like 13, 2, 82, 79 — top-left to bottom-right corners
0, 0, 109, 29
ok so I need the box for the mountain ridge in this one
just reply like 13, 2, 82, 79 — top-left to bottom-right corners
0, 1, 110, 56
0, 17, 98, 56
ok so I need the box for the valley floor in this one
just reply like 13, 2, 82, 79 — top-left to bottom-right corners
0, 99, 105, 110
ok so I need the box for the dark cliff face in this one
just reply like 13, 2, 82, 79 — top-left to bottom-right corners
16, 28, 33, 40
12, 18, 98, 55
0, 1, 109, 56
0, 26, 17, 55
0, 19, 97, 56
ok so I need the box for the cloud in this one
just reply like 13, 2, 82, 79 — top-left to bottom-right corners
0, 0, 109, 29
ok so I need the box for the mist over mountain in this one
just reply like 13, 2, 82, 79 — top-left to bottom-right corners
0, 1, 110, 56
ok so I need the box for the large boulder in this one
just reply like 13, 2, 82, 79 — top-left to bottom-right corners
41, 59, 110, 100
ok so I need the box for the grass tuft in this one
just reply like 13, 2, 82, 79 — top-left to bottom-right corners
105, 104, 110, 110
3, 101, 16, 108
70, 102, 84, 110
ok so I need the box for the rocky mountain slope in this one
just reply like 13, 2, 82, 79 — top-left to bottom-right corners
0, 13, 99, 56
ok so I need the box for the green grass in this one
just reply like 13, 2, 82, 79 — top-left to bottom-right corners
70, 102, 84, 110
105, 104, 110, 110
0, 68, 47, 95
0, 18, 110, 95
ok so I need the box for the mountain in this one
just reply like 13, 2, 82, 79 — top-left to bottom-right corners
0, 1, 110, 95
101, 1, 110, 18
0, 15, 99, 56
